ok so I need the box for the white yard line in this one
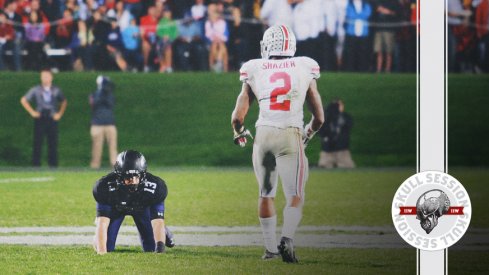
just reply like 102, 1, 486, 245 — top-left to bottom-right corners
0, 225, 398, 234
0, 226, 487, 249
0, 177, 55, 184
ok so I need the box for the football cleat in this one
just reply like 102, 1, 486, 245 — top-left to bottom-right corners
278, 237, 298, 263
165, 226, 175, 248
261, 250, 280, 260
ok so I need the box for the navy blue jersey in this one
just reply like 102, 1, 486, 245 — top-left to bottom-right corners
93, 172, 167, 218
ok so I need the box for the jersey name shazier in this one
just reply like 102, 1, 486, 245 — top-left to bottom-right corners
239, 56, 320, 129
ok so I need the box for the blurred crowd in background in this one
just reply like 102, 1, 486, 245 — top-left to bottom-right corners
0, 0, 487, 73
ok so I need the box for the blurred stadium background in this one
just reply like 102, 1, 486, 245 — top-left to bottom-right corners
0, 0, 487, 74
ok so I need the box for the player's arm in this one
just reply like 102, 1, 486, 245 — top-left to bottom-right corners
149, 177, 169, 253
92, 178, 113, 255
231, 83, 255, 147
304, 79, 325, 144
151, 218, 166, 252
95, 216, 110, 255
53, 98, 67, 121
20, 96, 40, 118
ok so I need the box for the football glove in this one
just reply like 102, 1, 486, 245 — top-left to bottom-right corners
233, 126, 253, 147
303, 123, 317, 147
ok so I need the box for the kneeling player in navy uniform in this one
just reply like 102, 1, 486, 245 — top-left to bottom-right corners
93, 150, 175, 254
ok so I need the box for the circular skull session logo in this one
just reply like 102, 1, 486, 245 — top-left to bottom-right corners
392, 171, 471, 251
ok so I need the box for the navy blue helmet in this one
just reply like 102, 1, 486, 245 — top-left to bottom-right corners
114, 150, 147, 183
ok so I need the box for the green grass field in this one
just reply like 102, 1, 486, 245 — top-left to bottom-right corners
0, 168, 488, 274
0, 168, 487, 227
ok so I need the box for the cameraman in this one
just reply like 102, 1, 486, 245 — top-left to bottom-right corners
318, 99, 355, 168
89, 75, 118, 169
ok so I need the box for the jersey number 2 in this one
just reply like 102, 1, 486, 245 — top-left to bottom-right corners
269, 72, 291, 111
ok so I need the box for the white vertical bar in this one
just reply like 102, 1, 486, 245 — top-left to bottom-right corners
418, 0, 446, 274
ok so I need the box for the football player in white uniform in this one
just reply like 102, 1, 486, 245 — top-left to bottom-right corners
231, 25, 324, 263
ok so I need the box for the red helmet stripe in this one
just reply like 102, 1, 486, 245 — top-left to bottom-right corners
281, 25, 289, 52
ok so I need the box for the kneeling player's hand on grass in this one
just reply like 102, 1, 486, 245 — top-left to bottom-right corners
233, 126, 253, 147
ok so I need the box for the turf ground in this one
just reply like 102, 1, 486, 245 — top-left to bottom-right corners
0, 168, 487, 274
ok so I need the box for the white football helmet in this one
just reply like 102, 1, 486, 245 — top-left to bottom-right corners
260, 25, 296, 59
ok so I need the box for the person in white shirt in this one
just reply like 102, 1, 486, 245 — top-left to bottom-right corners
260, 0, 294, 27
292, 0, 324, 62
231, 25, 324, 263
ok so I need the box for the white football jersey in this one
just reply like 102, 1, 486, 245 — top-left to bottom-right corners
239, 56, 320, 129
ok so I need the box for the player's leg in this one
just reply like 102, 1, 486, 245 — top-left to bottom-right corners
106, 214, 125, 252
132, 208, 156, 252
106, 125, 118, 167
318, 151, 335, 168
276, 128, 308, 263
337, 150, 356, 168
149, 202, 175, 248
253, 127, 280, 259
142, 39, 151, 71
46, 119, 58, 167
374, 32, 383, 73
32, 118, 43, 166
90, 125, 104, 169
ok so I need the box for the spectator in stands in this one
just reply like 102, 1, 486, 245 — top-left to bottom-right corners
89, 75, 118, 169
107, 17, 127, 71
343, 0, 372, 72
140, 5, 159, 72
318, 99, 355, 169
65, 0, 80, 19
20, 69, 67, 167
320, 0, 338, 71
174, 12, 207, 71
260, 0, 293, 27
0, 11, 15, 70
124, 0, 143, 19
191, 0, 207, 21
105, 0, 116, 10
112, 0, 133, 31
122, 17, 142, 71
77, 19, 95, 70
24, 11, 47, 70
205, 3, 228, 72
54, 9, 74, 49
52, 9, 76, 71
26, 0, 51, 40
447, 0, 472, 72
292, 0, 323, 62
41, 0, 61, 33
229, 6, 249, 70
190, 0, 207, 37
92, 9, 112, 70
372, 0, 400, 73
78, 0, 94, 21
156, 8, 177, 73
397, 0, 416, 72
4, 0, 23, 71
154, 0, 165, 21
475, 0, 489, 72
335, 0, 348, 69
